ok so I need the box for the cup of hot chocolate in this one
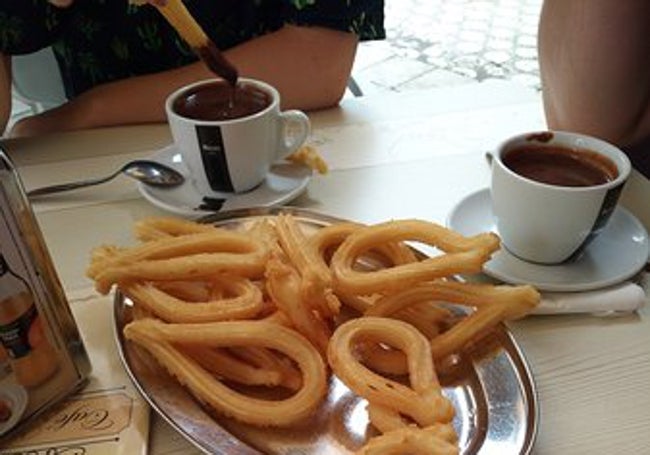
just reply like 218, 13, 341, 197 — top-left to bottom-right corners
165, 78, 310, 195
491, 130, 631, 264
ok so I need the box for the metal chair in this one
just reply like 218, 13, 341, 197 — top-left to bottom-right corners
11, 47, 67, 115
348, 77, 363, 97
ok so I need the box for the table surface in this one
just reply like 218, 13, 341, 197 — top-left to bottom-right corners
4, 81, 650, 454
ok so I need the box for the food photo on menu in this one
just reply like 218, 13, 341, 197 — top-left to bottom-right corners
1, 0, 650, 454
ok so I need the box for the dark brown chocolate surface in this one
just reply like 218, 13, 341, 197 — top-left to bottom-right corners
503, 145, 618, 186
173, 81, 271, 121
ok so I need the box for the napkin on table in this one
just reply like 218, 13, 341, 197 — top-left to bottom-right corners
533, 280, 647, 316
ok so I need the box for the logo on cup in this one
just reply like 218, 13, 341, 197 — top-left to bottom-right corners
195, 125, 233, 193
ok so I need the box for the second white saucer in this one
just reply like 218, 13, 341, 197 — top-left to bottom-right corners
447, 188, 649, 292
138, 144, 312, 218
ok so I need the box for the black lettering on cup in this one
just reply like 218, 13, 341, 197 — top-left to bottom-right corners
195, 125, 234, 193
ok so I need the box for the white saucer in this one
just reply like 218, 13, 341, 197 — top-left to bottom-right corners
0, 382, 28, 436
447, 188, 649, 292
138, 145, 312, 217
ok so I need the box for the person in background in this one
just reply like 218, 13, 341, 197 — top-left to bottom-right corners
0, 0, 384, 138
538, 0, 650, 177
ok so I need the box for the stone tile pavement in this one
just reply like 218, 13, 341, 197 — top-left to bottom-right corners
351, 0, 542, 97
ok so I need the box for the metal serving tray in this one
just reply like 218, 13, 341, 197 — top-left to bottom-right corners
114, 207, 538, 454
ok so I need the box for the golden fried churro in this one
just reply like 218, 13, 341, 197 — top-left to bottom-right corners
425, 282, 539, 360
331, 219, 500, 296
355, 424, 459, 455
124, 318, 327, 427
122, 275, 264, 323
227, 345, 302, 390
328, 317, 455, 430
181, 345, 284, 388
308, 221, 418, 313
308, 221, 418, 273
88, 230, 269, 294
134, 216, 219, 241
369, 281, 539, 360
355, 281, 539, 376
286, 145, 329, 175
181, 345, 301, 391
275, 213, 340, 318
265, 254, 331, 355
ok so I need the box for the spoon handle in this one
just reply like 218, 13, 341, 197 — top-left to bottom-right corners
27, 172, 120, 198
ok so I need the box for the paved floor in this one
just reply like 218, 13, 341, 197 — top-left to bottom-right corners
9, 0, 544, 125
352, 0, 542, 97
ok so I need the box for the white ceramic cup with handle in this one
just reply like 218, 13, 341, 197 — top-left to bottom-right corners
491, 130, 631, 264
165, 78, 310, 196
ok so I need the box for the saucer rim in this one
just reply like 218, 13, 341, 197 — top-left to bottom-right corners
137, 144, 312, 217
447, 188, 649, 292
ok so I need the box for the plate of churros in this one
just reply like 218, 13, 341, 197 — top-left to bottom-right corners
97, 207, 540, 454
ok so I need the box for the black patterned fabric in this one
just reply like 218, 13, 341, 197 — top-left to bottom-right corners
0, 0, 385, 99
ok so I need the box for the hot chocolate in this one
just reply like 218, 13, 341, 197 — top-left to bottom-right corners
172, 81, 271, 121
503, 145, 618, 187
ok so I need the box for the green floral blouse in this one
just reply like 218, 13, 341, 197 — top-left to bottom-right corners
0, 0, 385, 99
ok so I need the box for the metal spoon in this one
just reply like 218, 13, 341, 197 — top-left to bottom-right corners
27, 159, 185, 198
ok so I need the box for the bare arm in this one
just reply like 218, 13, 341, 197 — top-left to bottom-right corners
0, 54, 12, 136
538, 0, 650, 147
9, 24, 358, 138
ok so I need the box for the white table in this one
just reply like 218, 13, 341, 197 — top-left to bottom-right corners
5, 81, 650, 454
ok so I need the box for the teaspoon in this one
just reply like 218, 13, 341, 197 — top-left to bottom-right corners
27, 160, 185, 198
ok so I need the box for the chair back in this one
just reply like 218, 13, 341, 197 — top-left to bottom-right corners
12, 47, 67, 113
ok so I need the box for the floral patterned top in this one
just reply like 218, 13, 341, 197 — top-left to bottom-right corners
0, 0, 385, 99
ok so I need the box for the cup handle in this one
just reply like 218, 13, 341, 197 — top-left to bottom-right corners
276, 110, 310, 159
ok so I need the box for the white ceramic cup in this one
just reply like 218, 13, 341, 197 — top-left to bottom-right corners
165, 78, 310, 195
491, 131, 631, 264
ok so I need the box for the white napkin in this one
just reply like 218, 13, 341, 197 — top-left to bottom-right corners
533, 281, 647, 316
